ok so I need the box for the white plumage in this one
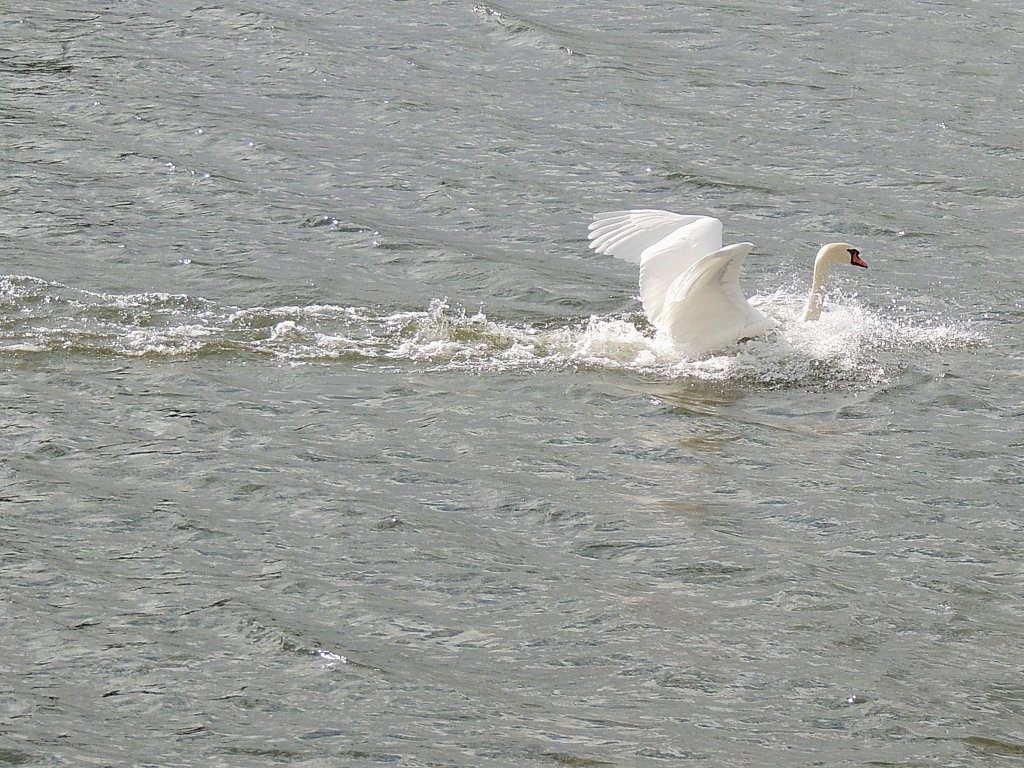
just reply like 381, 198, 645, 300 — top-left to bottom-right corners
588, 210, 774, 355
588, 209, 868, 356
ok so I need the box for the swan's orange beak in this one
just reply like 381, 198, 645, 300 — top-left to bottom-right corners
851, 253, 868, 268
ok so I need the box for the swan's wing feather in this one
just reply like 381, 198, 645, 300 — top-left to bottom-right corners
588, 210, 723, 323
638, 217, 723, 324
660, 243, 775, 355
588, 210, 708, 264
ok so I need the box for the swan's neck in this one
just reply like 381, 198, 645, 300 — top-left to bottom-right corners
802, 259, 831, 321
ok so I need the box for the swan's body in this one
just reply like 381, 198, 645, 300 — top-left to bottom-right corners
587, 209, 867, 355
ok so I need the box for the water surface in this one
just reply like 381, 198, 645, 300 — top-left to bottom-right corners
1, 1, 1022, 766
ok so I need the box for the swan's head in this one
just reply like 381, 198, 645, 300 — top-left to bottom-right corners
803, 243, 868, 321
816, 242, 868, 269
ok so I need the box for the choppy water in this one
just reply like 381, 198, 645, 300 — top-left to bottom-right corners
2, 1, 1022, 766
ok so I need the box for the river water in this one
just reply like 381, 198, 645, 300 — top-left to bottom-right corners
2, 1, 1022, 766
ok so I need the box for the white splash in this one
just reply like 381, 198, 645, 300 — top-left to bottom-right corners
0, 275, 986, 387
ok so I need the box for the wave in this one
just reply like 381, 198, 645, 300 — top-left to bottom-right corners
0, 275, 985, 386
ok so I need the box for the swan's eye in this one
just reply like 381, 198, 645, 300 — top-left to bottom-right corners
847, 248, 860, 257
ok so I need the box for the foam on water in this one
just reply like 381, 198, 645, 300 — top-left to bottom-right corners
0, 275, 985, 386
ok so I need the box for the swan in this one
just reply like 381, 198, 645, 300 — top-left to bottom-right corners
587, 209, 868, 355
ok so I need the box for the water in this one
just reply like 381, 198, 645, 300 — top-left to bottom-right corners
1, 1, 1021, 766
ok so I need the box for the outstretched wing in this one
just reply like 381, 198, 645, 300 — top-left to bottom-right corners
588, 210, 723, 325
660, 243, 775, 355
588, 210, 710, 264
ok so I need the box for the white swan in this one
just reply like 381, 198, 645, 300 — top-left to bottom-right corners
587, 209, 867, 355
